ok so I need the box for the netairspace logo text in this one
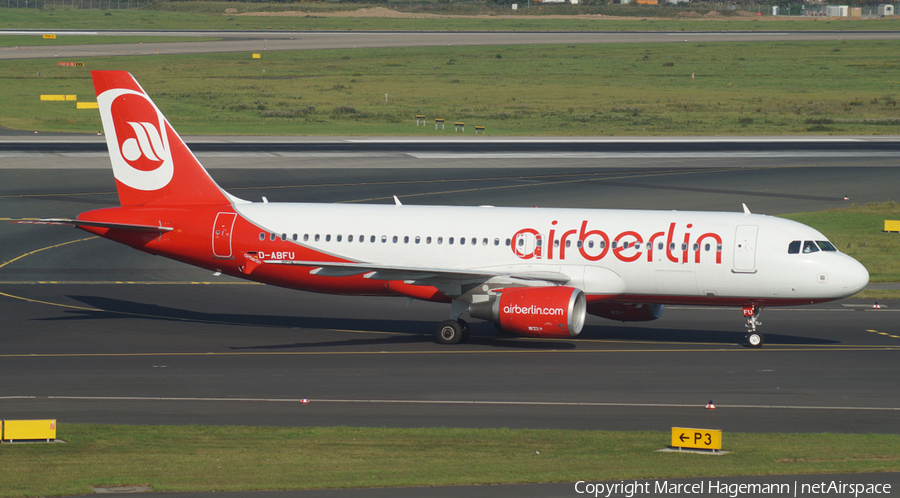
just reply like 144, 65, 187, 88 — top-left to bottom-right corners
574, 479, 892, 498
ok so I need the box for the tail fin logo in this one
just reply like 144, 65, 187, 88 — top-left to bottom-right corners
98, 88, 174, 192
121, 121, 165, 166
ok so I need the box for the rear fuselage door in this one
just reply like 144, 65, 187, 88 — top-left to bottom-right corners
213, 212, 237, 259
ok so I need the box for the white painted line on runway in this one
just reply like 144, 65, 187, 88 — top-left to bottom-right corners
0, 30, 100, 35
408, 151, 900, 160
3, 395, 897, 412
672, 32, 791, 36
344, 138, 866, 143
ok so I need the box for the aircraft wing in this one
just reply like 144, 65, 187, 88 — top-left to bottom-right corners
16, 218, 174, 232
263, 259, 572, 285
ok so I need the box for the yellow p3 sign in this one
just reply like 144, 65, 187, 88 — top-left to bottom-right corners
671, 427, 722, 450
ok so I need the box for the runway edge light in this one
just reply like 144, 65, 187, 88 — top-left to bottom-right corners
2, 419, 57, 443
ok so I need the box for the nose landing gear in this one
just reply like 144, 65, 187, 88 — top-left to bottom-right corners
743, 305, 764, 348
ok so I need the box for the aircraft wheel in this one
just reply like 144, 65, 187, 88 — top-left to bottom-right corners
458, 318, 471, 343
435, 320, 464, 345
745, 332, 764, 348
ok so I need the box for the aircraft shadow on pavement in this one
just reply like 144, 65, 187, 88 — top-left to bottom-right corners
47, 295, 838, 348
580, 325, 840, 346
49, 294, 431, 344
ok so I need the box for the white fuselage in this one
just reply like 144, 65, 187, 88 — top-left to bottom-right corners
234, 203, 869, 304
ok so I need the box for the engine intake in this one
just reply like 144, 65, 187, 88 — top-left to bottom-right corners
469, 286, 586, 338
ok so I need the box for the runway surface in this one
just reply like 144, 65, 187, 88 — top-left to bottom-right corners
3, 30, 900, 60
2, 141, 899, 437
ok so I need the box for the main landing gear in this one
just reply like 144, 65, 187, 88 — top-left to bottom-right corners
435, 319, 470, 345
434, 300, 471, 345
743, 305, 764, 348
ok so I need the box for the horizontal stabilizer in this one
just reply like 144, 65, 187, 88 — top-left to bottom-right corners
18, 218, 174, 232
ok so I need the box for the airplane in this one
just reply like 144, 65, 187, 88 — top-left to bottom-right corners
25, 70, 870, 348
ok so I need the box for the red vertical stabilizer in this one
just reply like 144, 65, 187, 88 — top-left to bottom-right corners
92, 71, 231, 207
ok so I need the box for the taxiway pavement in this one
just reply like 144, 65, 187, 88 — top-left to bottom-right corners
4, 30, 900, 60
2, 142, 898, 435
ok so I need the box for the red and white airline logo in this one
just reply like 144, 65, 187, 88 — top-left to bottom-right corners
98, 88, 174, 191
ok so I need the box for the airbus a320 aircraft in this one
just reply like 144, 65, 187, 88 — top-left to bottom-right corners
29, 71, 869, 347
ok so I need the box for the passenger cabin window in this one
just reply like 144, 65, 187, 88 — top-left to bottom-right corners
259, 232, 266, 241
802, 240, 819, 253
788, 241, 801, 254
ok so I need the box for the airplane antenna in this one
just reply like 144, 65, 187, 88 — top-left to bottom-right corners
262, 197, 269, 204
393, 195, 403, 206
742, 203, 751, 214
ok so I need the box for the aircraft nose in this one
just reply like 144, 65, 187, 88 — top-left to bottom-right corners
841, 257, 869, 296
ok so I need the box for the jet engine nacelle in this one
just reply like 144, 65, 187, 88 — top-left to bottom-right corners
588, 302, 665, 322
469, 286, 586, 338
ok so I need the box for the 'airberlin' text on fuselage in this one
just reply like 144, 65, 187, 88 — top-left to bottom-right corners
511, 221, 724, 264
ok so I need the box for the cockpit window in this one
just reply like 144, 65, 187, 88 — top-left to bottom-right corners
817, 241, 837, 252
802, 240, 819, 253
788, 241, 801, 254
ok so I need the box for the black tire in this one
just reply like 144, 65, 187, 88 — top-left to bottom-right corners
435, 320, 464, 345
458, 318, 471, 343
745, 332, 764, 348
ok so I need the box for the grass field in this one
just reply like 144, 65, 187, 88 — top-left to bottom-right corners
2, 425, 899, 496
4, 40, 900, 135
3, 3, 900, 32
